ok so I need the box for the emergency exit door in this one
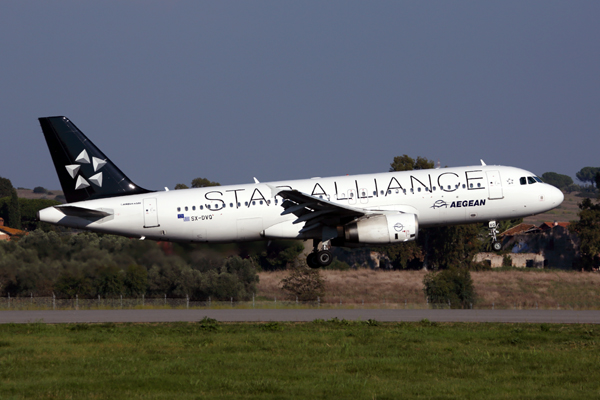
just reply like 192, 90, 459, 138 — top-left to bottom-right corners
143, 198, 159, 228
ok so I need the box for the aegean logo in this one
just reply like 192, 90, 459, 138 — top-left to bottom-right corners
431, 200, 449, 209
431, 199, 487, 209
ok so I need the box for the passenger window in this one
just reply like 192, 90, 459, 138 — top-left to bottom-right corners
462, 184, 466, 189
433, 187, 436, 191
185, 206, 188, 211
380, 190, 384, 195
259, 200, 263, 205
418, 187, 421, 192
245, 202, 248, 206
387, 190, 391, 194
410, 188, 414, 193
520, 177, 527, 185
200, 205, 203, 210
237, 202, 241, 207
403, 189, 406, 194
528, 177, 536, 184
274, 199, 278, 205
230, 203, 233, 208
252, 201, 256, 205
469, 184, 473, 188
192, 206, 196, 211
373, 191, 376, 196
177, 207, 181, 212
477, 183, 481, 187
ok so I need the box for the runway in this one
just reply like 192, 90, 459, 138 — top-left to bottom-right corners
1, 309, 599, 324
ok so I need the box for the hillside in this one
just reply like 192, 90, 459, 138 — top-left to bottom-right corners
16, 188, 64, 202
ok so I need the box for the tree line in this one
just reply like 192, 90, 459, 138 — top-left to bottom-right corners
0, 230, 259, 300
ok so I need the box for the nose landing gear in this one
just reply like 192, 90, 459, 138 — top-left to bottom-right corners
489, 221, 502, 251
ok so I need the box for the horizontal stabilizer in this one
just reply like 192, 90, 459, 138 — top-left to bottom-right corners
55, 205, 113, 219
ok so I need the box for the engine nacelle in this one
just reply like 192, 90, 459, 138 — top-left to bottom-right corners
344, 213, 418, 244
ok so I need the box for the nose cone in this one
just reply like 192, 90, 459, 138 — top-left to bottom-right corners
547, 185, 564, 208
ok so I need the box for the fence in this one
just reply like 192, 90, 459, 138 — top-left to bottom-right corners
1, 294, 598, 311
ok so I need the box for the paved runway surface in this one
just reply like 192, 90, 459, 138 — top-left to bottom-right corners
1, 309, 599, 324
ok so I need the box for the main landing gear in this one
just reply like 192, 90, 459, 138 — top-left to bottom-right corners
489, 220, 502, 251
306, 239, 333, 268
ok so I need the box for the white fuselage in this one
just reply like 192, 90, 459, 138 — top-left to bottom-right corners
38, 165, 564, 243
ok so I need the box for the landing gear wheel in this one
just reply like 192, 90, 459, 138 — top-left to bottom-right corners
493, 242, 502, 251
317, 250, 333, 267
306, 253, 319, 269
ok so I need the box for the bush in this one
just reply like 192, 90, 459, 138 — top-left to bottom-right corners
0, 230, 259, 299
280, 259, 326, 301
423, 266, 476, 309
33, 187, 47, 194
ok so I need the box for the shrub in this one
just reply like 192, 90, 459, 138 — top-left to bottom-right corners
423, 266, 476, 309
280, 259, 325, 301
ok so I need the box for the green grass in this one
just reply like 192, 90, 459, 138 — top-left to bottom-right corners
1, 319, 599, 399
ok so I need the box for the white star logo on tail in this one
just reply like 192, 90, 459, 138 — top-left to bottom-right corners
66, 150, 105, 189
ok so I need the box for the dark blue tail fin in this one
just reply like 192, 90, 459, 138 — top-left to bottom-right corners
39, 116, 152, 203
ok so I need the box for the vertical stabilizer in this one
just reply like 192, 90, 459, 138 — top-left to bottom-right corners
39, 116, 152, 203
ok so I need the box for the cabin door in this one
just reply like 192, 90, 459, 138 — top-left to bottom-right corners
143, 198, 160, 228
486, 171, 504, 200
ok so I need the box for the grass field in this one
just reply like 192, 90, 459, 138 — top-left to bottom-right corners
0, 320, 599, 399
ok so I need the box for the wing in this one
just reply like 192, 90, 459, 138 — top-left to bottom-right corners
272, 187, 366, 236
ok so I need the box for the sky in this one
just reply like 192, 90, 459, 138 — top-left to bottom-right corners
1, 1, 599, 191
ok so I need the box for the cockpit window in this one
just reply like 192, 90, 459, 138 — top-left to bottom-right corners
534, 176, 543, 183
527, 176, 536, 184
520, 177, 527, 185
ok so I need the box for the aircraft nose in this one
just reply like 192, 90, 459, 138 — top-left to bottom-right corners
547, 185, 564, 207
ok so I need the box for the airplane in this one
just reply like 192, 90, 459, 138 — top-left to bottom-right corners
37, 116, 564, 268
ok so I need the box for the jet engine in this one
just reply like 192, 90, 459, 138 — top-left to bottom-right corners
343, 213, 418, 244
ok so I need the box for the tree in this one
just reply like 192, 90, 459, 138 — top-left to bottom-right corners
541, 172, 573, 190
0, 177, 13, 198
596, 171, 600, 191
7, 189, 21, 229
174, 183, 189, 190
123, 264, 148, 296
421, 224, 482, 270
570, 198, 600, 270
576, 167, 600, 186
423, 266, 476, 308
389, 155, 434, 172
280, 259, 325, 301
33, 186, 47, 194
373, 241, 424, 269
191, 178, 220, 188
